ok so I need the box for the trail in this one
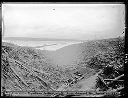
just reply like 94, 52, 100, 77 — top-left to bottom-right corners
57, 73, 98, 91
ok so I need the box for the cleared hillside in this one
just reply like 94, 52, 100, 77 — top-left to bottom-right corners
1, 36, 124, 97
49, 37, 124, 71
1, 42, 73, 96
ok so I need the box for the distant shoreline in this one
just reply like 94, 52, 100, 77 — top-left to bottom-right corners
36, 41, 83, 51
2, 39, 83, 51
2, 37, 84, 42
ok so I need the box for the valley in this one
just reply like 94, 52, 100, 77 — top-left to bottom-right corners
1, 36, 124, 97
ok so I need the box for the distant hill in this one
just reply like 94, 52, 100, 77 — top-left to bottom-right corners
2, 37, 83, 41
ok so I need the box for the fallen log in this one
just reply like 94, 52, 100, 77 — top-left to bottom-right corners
105, 74, 124, 85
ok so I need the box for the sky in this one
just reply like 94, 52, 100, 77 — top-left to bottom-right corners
2, 3, 125, 40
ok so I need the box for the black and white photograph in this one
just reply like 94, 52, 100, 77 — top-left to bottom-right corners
1, 2, 125, 97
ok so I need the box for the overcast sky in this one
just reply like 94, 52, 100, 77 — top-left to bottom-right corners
2, 3, 125, 40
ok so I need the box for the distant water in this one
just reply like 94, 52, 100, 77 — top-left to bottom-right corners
2, 40, 82, 51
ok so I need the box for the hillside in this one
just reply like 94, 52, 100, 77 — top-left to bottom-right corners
49, 37, 124, 71
1, 42, 72, 96
1, 36, 124, 97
